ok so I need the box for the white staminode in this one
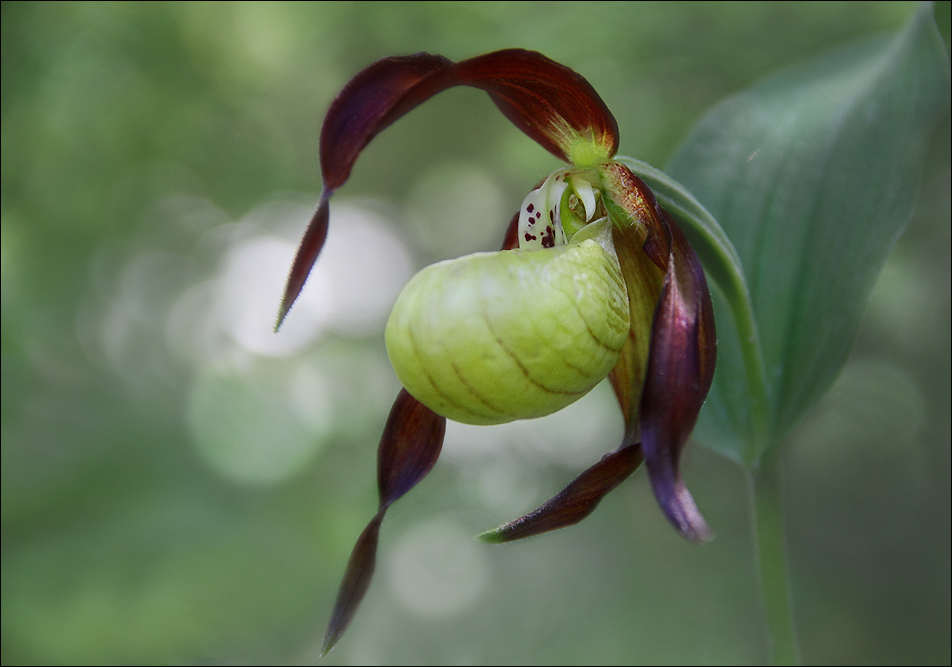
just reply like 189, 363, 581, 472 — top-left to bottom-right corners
516, 170, 569, 251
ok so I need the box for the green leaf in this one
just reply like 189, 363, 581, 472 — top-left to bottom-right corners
665, 3, 950, 464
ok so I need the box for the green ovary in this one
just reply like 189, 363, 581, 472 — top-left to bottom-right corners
385, 238, 630, 425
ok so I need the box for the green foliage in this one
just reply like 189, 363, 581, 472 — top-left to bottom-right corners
656, 5, 949, 463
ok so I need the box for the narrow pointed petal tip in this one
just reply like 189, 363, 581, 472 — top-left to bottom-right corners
320, 510, 386, 657
645, 461, 714, 542
477, 444, 644, 544
319, 390, 445, 656
276, 195, 331, 331
476, 527, 510, 545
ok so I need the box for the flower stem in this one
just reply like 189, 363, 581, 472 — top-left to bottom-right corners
749, 447, 799, 665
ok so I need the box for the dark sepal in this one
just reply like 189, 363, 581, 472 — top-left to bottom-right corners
320, 509, 384, 657
320, 389, 445, 655
278, 53, 453, 327
444, 49, 618, 164
320, 53, 454, 189
277, 194, 330, 329
377, 389, 447, 509
318, 49, 617, 191
639, 211, 716, 542
478, 443, 643, 543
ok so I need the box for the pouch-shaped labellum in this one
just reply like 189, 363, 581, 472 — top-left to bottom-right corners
385, 232, 630, 425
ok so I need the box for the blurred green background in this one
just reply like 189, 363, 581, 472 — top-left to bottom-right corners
2, 2, 949, 664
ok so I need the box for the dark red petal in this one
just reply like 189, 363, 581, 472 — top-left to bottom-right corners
321, 48, 616, 192
277, 54, 452, 327
276, 194, 329, 329
321, 390, 445, 654
478, 443, 643, 543
445, 49, 618, 163
320, 510, 385, 657
321, 53, 454, 189
377, 388, 446, 508
639, 210, 716, 542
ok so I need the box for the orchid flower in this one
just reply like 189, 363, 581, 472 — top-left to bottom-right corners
277, 49, 716, 654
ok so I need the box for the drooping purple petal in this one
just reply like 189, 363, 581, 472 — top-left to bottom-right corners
639, 210, 716, 542
277, 54, 452, 328
320, 509, 385, 657
321, 390, 445, 655
478, 443, 643, 543
377, 388, 446, 509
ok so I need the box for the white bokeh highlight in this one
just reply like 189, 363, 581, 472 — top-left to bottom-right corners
217, 201, 414, 357
186, 361, 332, 484
181, 197, 413, 483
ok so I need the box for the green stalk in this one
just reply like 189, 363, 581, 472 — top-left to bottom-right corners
749, 447, 800, 665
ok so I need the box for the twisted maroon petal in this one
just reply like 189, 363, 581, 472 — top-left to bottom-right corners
639, 211, 716, 542
277, 54, 452, 328
321, 390, 445, 655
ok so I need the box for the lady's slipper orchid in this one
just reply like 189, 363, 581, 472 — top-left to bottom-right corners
278, 49, 716, 654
